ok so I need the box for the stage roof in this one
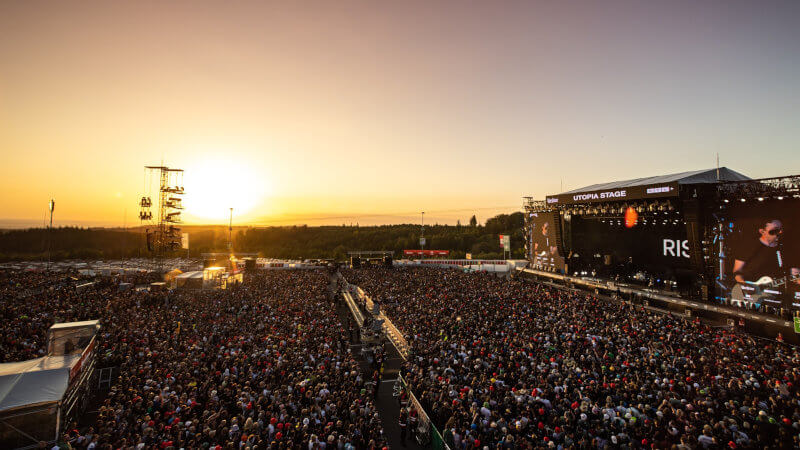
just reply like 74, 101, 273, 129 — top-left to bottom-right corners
560, 168, 749, 194
545, 168, 750, 205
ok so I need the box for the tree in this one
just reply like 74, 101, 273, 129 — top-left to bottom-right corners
0, 212, 527, 262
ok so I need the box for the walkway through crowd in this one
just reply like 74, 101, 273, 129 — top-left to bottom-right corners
328, 274, 424, 450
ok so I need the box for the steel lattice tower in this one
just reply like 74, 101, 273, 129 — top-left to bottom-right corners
141, 165, 184, 270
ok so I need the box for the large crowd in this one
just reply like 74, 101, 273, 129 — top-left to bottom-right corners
1, 269, 386, 449
0, 270, 117, 363
6, 263, 800, 449
344, 267, 800, 449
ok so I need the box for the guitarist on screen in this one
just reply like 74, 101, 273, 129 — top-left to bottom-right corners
533, 222, 558, 259
731, 219, 800, 306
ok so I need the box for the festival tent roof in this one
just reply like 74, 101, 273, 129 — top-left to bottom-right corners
49, 320, 100, 331
176, 271, 203, 279
0, 354, 82, 412
559, 167, 750, 195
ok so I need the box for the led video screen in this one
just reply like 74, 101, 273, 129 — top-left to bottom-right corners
527, 212, 565, 271
715, 199, 800, 309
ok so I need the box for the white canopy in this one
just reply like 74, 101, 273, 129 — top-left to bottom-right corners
176, 271, 203, 279
0, 354, 81, 412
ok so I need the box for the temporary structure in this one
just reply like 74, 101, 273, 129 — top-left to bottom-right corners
0, 321, 99, 449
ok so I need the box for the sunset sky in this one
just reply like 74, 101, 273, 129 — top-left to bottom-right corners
1, 1, 799, 227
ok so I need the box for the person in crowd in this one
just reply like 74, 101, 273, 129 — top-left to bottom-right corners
398, 408, 408, 446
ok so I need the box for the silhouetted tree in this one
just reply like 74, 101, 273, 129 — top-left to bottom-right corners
0, 212, 528, 262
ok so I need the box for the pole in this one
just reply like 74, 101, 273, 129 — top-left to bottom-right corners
47, 199, 54, 271
122, 208, 127, 271
229, 208, 233, 252
420, 211, 425, 260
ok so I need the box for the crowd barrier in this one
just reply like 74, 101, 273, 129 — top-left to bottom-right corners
518, 267, 800, 345
352, 286, 410, 357
338, 273, 449, 449
342, 290, 365, 327
398, 373, 449, 450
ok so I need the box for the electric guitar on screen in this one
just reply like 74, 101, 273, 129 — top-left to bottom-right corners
730, 274, 800, 306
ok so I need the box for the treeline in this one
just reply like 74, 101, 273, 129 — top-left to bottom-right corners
0, 212, 525, 261
0, 227, 142, 261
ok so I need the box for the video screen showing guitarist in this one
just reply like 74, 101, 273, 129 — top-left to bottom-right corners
533, 222, 557, 261
730, 219, 800, 307
530, 214, 565, 271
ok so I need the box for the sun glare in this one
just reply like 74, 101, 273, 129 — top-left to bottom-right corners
182, 158, 268, 221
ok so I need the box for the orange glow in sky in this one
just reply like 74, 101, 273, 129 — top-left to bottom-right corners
1, 1, 799, 228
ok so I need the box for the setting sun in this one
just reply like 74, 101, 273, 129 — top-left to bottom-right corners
182, 158, 269, 221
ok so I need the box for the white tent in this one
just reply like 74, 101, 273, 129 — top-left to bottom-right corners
0, 321, 99, 448
0, 354, 81, 412
0, 354, 83, 448
174, 270, 203, 289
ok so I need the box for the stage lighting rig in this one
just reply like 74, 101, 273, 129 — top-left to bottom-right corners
719, 174, 800, 202
139, 197, 153, 221
143, 165, 185, 268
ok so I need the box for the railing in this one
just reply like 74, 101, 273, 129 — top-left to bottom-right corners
380, 315, 410, 358
398, 373, 449, 450
339, 273, 448, 449
353, 286, 410, 357
519, 267, 796, 327
97, 366, 116, 390
342, 290, 365, 327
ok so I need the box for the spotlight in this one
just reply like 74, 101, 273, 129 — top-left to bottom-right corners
758, 197, 764, 201
740, 198, 746, 202
777, 196, 784, 200
724, 199, 729, 203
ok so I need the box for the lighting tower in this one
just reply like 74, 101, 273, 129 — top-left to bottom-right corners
420, 211, 425, 259
46, 199, 54, 271
228, 207, 233, 251
143, 165, 184, 270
